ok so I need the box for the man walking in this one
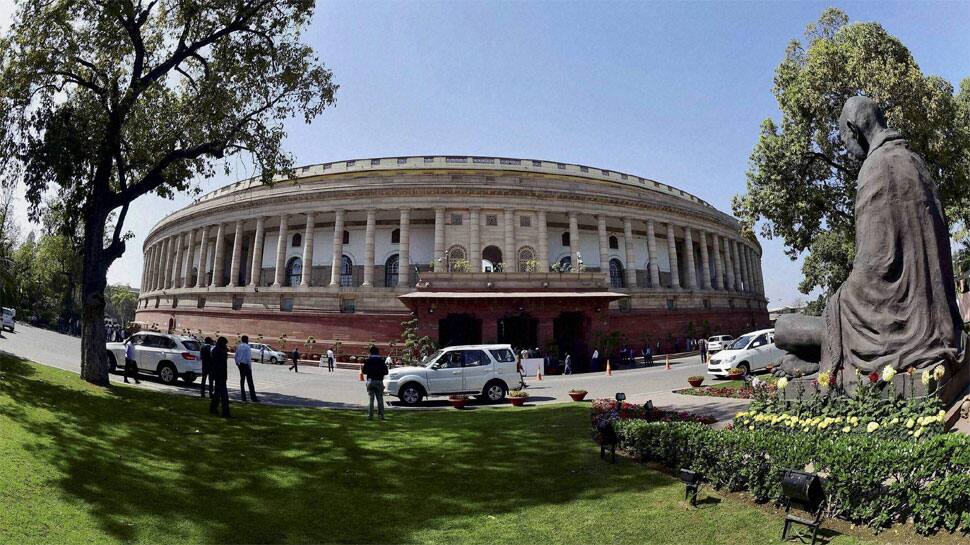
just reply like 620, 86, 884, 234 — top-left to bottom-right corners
200, 337, 214, 397
235, 335, 258, 402
362, 345, 389, 420
289, 347, 300, 373
209, 337, 231, 418
326, 346, 335, 372
591, 348, 600, 372
563, 352, 572, 375
699, 338, 708, 363
123, 338, 140, 384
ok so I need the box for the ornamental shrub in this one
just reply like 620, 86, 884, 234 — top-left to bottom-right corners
612, 421, 970, 535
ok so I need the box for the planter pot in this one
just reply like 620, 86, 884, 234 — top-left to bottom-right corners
688, 379, 704, 388
449, 398, 468, 409
509, 397, 528, 407
726, 373, 744, 381
568, 392, 588, 401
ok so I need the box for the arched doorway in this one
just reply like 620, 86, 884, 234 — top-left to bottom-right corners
439, 313, 482, 347
609, 258, 625, 288
482, 245, 502, 272
554, 311, 589, 372
385, 254, 399, 287
497, 313, 538, 350
285, 256, 302, 287
447, 245, 467, 272
340, 255, 354, 287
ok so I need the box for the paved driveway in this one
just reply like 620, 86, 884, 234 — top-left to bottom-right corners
0, 324, 749, 420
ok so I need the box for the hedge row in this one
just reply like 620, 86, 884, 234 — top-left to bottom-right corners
613, 420, 970, 535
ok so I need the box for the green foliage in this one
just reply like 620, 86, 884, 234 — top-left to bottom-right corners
733, 8, 970, 299
10, 233, 80, 324
615, 419, 970, 535
398, 314, 436, 366
104, 284, 137, 326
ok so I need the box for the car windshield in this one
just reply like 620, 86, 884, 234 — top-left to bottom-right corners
726, 335, 754, 350
181, 340, 201, 351
421, 350, 443, 367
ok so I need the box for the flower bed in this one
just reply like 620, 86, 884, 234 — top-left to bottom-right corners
677, 385, 761, 399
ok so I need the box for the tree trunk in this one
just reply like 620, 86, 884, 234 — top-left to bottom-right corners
79, 210, 110, 386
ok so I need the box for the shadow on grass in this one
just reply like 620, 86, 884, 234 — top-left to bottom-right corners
0, 353, 667, 543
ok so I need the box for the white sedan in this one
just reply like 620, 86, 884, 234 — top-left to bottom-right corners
250, 343, 287, 364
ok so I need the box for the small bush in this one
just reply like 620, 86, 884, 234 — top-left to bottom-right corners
508, 389, 529, 398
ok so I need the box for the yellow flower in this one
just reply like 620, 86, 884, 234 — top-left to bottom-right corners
866, 422, 880, 433
777, 377, 789, 390
914, 428, 924, 438
850, 416, 860, 425
890, 417, 899, 425
934, 365, 946, 380
905, 418, 915, 429
817, 371, 831, 387
921, 370, 932, 386
842, 426, 851, 433
881, 366, 897, 382
748, 425, 754, 431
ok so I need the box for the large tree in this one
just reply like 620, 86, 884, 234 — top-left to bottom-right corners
733, 8, 970, 311
0, 0, 337, 384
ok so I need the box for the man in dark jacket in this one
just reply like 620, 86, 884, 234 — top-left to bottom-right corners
209, 337, 231, 418
200, 337, 214, 398
361, 345, 389, 420
289, 348, 300, 373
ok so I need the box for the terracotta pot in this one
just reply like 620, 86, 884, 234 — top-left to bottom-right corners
688, 378, 704, 387
568, 391, 588, 401
509, 397, 527, 407
449, 398, 468, 409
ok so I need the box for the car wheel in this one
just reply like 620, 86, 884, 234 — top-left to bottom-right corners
158, 362, 178, 385
483, 380, 507, 403
270, 357, 278, 364
107, 352, 117, 373
737, 362, 750, 377
399, 383, 424, 406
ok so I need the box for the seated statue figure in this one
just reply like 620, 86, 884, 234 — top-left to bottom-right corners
775, 96, 966, 379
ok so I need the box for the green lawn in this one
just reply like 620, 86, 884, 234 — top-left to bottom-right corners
0, 354, 939, 544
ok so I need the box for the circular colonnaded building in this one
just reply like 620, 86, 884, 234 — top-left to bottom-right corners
136, 155, 769, 369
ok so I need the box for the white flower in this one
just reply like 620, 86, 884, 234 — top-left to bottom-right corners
934, 365, 946, 380
881, 366, 897, 382
866, 422, 880, 433
777, 377, 789, 390
905, 418, 915, 429
921, 370, 932, 386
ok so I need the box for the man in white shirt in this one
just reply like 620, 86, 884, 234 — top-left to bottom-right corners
591, 348, 600, 372
234, 335, 258, 402
124, 339, 140, 384
326, 347, 335, 372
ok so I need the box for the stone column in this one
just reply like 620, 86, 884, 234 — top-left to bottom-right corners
469, 208, 481, 272
398, 208, 411, 287
195, 226, 209, 288
160, 237, 173, 289
647, 219, 660, 287
742, 246, 752, 293
666, 223, 680, 289
155, 241, 166, 291
210, 223, 226, 287
732, 240, 743, 292
568, 212, 579, 272
182, 229, 196, 288
622, 217, 636, 288
683, 227, 698, 290
537, 210, 548, 271
272, 215, 289, 287
249, 217, 265, 287
712, 233, 723, 290
144, 245, 155, 291
699, 230, 711, 290
362, 209, 376, 287
171, 233, 184, 289
140, 248, 149, 291
329, 210, 345, 286
757, 254, 766, 295
504, 208, 515, 272
228, 220, 244, 287
433, 208, 445, 272
301, 213, 315, 287
722, 237, 734, 292
597, 215, 610, 284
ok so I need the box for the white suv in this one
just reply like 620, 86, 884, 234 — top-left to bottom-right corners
384, 344, 522, 406
106, 332, 203, 385
250, 343, 287, 364
707, 328, 783, 378
706, 335, 734, 353
2, 307, 14, 332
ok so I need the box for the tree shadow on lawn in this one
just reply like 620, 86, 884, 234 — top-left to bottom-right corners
0, 355, 667, 544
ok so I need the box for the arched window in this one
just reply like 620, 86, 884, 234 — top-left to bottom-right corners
447, 245, 467, 272
292, 233, 302, 248
609, 235, 619, 249
385, 254, 399, 287
609, 258, 625, 288
342, 230, 350, 245
561, 231, 570, 247
391, 229, 400, 244
558, 256, 572, 271
340, 255, 354, 287
517, 246, 536, 272
482, 245, 502, 272
285, 256, 302, 287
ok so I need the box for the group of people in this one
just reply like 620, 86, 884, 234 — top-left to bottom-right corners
198, 335, 260, 418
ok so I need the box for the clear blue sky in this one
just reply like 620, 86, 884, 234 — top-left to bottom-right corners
7, 1, 970, 306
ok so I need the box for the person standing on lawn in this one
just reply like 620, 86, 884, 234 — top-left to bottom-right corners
123, 338, 140, 384
326, 347, 335, 372
362, 345, 389, 420
199, 337, 214, 397
289, 347, 300, 373
235, 335, 259, 402
210, 337, 231, 418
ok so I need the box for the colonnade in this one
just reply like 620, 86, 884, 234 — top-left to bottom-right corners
141, 208, 765, 296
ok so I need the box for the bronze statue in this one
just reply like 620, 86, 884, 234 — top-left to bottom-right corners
775, 96, 966, 382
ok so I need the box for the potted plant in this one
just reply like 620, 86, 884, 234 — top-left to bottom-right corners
726, 367, 744, 380
508, 389, 529, 406
568, 389, 588, 401
688, 375, 705, 387
449, 394, 470, 409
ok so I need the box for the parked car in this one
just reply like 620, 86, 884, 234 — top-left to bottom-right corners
384, 344, 520, 406
2, 307, 15, 332
250, 343, 287, 364
707, 328, 783, 378
706, 334, 734, 353
106, 332, 202, 385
